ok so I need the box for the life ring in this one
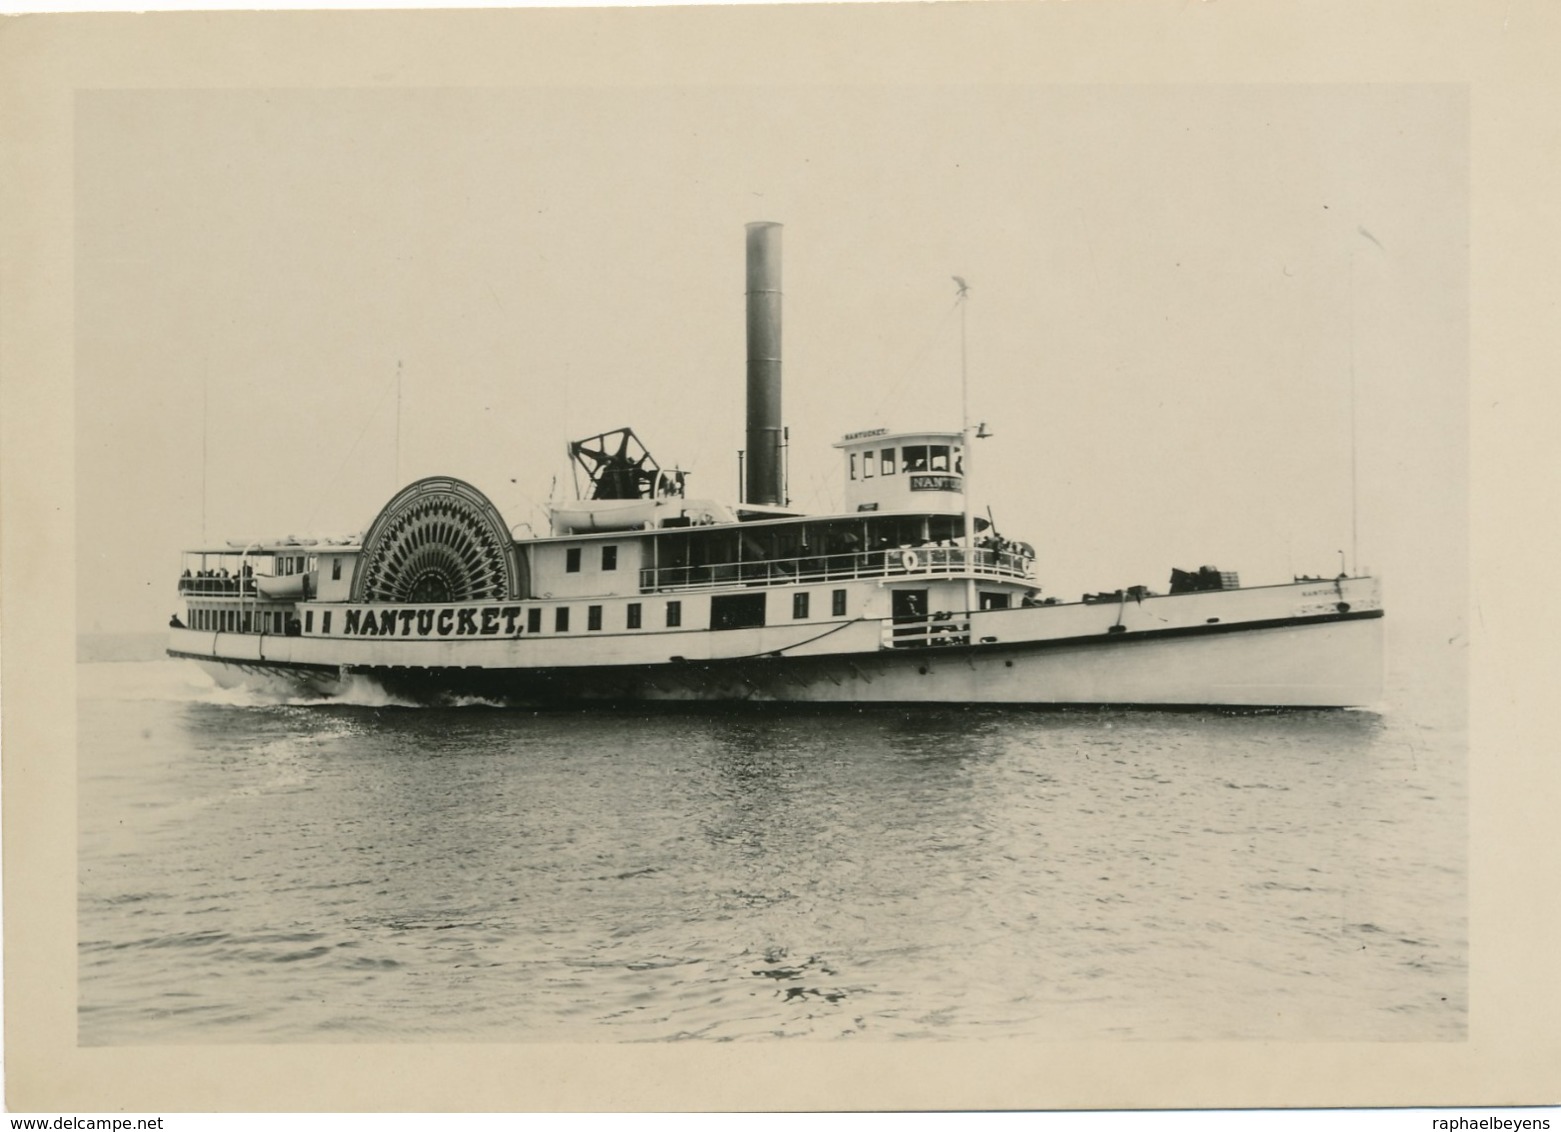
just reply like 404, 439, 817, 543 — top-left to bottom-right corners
900, 550, 919, 572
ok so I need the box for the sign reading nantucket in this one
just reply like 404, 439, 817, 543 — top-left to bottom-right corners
336, 605, 524, 638
910, 475, 963, 492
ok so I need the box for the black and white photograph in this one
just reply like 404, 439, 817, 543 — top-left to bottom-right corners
4, 1, 1556, 1116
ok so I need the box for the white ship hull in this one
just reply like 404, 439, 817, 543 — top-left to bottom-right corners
169, 578, 1385, 709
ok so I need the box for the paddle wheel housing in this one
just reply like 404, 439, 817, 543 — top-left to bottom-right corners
351, 477, 523, 604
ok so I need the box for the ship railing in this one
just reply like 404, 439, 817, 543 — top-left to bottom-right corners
177, 575, 258, 596
640, 546, 1031, 592
882, 614, 972, 650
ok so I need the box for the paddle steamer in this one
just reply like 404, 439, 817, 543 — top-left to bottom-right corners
167, 223, 1384, 707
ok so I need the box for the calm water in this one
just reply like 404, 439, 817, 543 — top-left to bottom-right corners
78, 656, 1467, 1043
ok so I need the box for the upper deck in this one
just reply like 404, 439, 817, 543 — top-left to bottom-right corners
636, 518, 1031, 592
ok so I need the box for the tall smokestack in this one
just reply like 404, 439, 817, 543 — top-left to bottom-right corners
745, 221, 783, 506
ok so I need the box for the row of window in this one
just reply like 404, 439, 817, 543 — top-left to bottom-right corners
565, 545, 617, 574
189, 588, 854, 637
849, 444, 963, 481
188, 608, 290, 633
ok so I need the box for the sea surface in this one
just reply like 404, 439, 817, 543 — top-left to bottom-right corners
78, 650, 1467, 1044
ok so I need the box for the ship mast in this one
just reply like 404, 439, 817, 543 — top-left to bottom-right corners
1348, 253, 1358, 577
955, 276, 975, 616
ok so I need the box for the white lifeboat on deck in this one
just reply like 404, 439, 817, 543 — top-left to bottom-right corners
549, 496, 733, 534
255, 574, 308, 599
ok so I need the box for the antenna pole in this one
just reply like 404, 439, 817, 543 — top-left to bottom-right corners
1349, 254, 1358, 576
957, 279, 976, 617
201, 356, 208, 545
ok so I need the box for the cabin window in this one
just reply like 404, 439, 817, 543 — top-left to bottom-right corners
242, 613, 251, 632
881, 449, 896, 475
711, 592, 767, 631
862, 453, 874, 478
587, 605, 602, 631
627, 603, 642, 629
930, 445, 950, 472
305, 610, 314, 632
331, 557, 342, 581
555, 607, 570, 632
849, 453, 857, 480
566, 548, 581, 573
601, 546, 617, 572
792, 592, 810, 619
322, 611, 332, 635
527, 608, 542, 634
979, 592, 1011, 611
666, 600, 682, 628
902, 445, 930, 473
833, 589, 847, 617
892, 590, 928, 622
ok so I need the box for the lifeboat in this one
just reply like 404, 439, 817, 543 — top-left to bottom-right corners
550, 497, 734, 534
255, 574, 308, 599
550, 497, 667, 533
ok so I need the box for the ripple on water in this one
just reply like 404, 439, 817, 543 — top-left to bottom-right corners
78, 660, 1467, 1043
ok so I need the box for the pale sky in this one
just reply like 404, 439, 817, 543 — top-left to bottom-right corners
76, 84, 1465, 641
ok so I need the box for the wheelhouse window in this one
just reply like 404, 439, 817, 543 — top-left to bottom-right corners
566, 548, 582, 573
880, 448, 896, 475
850, 453, 858, 480
930, 445, 950, 472
793, 592, 810, 619
862, 453, 874, 478
601, 546, 617, 571
902, 445, 930, 473
555, 607, 570, 632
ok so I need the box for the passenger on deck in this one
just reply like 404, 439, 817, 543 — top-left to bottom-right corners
169, 614, 184, 628
1022, 589, 1041, 607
